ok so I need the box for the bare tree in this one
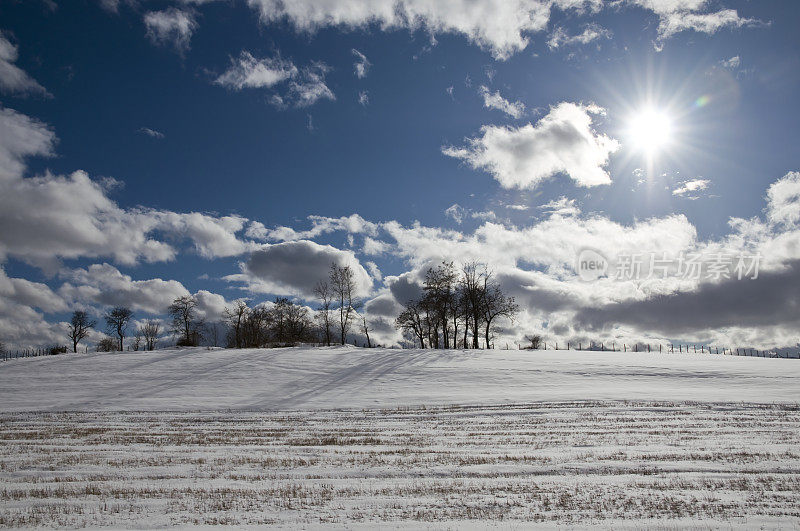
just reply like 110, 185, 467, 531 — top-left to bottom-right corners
460, 261, 488, 349
524, 334, 542, 350
243, 305, 270, 347
314, 280, 334, 346
330, 263, 357, 345
138, 320, 160, 351
360, 315, 373, 348
224, 300, 250, 348
67, 310, 96, 353
168, 295, 204, 347
396, 301, 426, 348
422, 262, 459, 348
394, 260, 516, 350
96, 336, 119, 352
266, 297, 314, 344
132, 333, 142, 351
481, 279, 519, 349
104, 307, 133, 351
207, 321, 223, 347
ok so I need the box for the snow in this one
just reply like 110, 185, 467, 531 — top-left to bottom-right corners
1, 347, 798, 527
1, 402, 798, 527
0, 346, 798, 412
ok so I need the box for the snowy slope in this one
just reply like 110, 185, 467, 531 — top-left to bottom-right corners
0, 346, 798, 412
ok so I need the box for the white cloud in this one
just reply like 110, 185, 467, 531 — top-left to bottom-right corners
547, 23, 611, 49
59, 263, 190, 315
471, 210, 497, 221
57, 264, 232, 322
244, 0, 605, 60
364, 289, 403, 318
719, 55, 740, 69
365, 261, 383, 282
358, 90, 369, 106
444, 203, 465, 224
478, 85, 525, 118
673, 178, 710, 197
443, 102, 619, 189
629, 1, 762, 41
0, 106, 56, 182
138, 127, 165, 139
259, 214, 379, 242
144, 8, 198, 53
136, 0, 761, 62
215, 52, 334, 108
0, 169, 256, 269
0, 107, 261, 270
0, 282, 67, 349
228, 240, 373, 299
352, 49, 371, 78
766, 171, 800, 227
0, 170, 173, 269
157, 212, 254, 259
287, 62, 335, 107
444, 204, 496, 224
539, 196, 579, 216
352, 169, 800, 348
193, 289, 232, 322
0, 32, 49, 97
362, 236, 391, 256
657, 9, 760, 40
215, 51, 297, 90
237, 1, 755, 59
0, 267, 66, 314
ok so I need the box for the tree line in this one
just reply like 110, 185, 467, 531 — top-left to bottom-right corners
54, 261, 517, 353
226, 263, 363, 348
395, 261, 519, 349
58, 263, 365, 352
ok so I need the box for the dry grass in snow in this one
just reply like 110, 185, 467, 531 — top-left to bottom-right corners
1, 402, 799, 527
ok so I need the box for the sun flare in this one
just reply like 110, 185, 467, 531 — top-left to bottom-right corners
628, 109, 673, 154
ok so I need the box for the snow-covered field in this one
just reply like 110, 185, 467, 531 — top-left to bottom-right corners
1, 346, 799, 411
1, 347, 799, 527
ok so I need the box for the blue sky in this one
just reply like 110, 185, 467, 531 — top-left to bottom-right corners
1, 0, 799, 350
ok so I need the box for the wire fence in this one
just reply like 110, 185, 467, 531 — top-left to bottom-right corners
1, 342, 796, 360
511, 341, 793, 358
1, 347, 68, 361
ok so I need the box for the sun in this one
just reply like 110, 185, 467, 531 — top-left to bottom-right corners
628, 109, 673, 154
